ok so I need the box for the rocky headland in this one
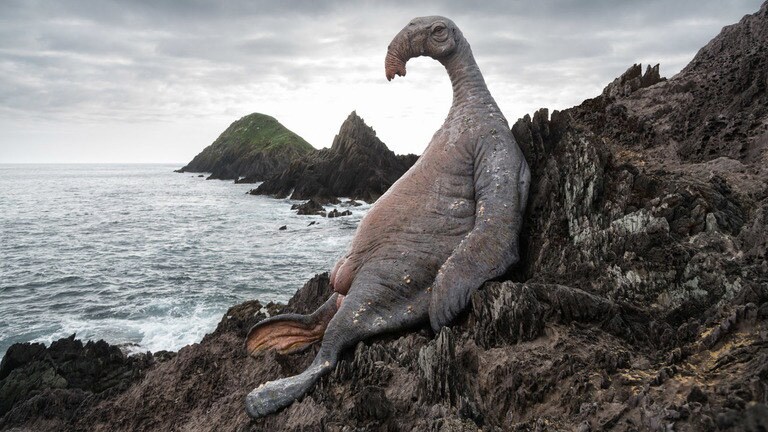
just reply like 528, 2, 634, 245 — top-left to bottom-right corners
3, 3, 768, 431
251, 111, 419, 204
176, 113, 314, 181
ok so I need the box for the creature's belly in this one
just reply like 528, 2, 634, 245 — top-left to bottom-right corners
345, 163, 476, 291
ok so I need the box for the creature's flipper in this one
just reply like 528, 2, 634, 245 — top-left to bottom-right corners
246, 358, 333, 418
246, 293, 339, 356
428, 278, 475, 332
429, 137, 530, 332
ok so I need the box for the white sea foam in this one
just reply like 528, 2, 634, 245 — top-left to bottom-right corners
30, 309, 222, 356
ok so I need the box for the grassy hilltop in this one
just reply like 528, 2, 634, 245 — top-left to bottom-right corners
179, 113, 314, 181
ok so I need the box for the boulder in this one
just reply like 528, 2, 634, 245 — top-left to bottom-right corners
327, 209, 352, 218
291, 199, 326, 216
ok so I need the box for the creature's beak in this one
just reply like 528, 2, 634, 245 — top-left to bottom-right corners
385, 51, 407, 81
385, 29, 411, 81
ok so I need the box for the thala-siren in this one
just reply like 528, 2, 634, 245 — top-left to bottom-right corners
244, 15, 530, 418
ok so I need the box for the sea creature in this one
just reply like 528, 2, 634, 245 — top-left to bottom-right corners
245, 15, 530, 418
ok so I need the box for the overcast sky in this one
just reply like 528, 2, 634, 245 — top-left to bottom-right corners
0, 0, 764, 163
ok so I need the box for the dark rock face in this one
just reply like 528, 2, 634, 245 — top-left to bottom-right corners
3, 4, 768, 431
602, 63, 665, 99
327, 209, 351, 218
0, 334, 154, 429
578, 2, 768, 165
177, 113, 314, 181
511, 108, 759, 320
251, 112, 418, 203
290, 199, 326, 216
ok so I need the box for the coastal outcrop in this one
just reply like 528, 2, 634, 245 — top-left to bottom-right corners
291, 199, 327, 216
0, 335, 156, 430
176, 113, 314, 181
251, 112, 418, 203
2, 2, 768, 431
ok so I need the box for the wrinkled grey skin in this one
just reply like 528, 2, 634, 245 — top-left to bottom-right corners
245, 16, 530, 418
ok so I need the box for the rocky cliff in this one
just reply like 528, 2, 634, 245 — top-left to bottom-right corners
177, 113, 314, 181
2, 3, 768, 431
251, 112, 419, 203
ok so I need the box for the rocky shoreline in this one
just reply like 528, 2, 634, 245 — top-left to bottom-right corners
3, 2, 768, 431
1, 270, 766, 430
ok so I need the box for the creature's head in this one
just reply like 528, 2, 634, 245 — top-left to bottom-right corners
385, 16, 462, 81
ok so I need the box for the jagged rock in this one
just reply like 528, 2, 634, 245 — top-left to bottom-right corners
176, 113, 314, 181
326, 209, 351, 218
251, 111, 418, 203
602, 63, 664, 98
512, 87, 760, 327
290, 199, 326, 216
278, 225, 287, 231
0, 334, 153, 427
417, 328, 463, 405
577, 2, 768, 166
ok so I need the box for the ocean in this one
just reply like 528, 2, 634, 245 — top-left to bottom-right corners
0, 164, 366, 359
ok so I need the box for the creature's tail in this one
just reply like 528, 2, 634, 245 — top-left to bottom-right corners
245, 285, 429, 418
246, 293, 340, 356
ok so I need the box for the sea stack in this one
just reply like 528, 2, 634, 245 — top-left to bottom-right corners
251, 111, 418, 203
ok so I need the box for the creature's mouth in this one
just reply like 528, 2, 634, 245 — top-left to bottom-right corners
385, 52, 407, 81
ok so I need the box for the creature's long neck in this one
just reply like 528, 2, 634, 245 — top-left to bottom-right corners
440, 38, 502, 119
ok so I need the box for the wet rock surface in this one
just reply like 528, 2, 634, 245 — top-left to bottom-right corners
3, 3, 768, 431
327, 209, 351, 218
251, 111, 418, 203
291, 199, 327, 216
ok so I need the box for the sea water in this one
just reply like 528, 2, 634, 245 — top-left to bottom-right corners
0, 164, 366, 359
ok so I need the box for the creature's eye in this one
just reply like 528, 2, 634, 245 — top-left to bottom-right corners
432, 24, 448, 42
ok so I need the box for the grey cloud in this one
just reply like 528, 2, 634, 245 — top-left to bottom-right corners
0, 0, 765, 147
